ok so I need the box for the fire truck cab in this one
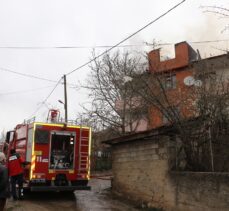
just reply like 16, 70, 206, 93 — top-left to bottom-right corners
6, 119, 91, 192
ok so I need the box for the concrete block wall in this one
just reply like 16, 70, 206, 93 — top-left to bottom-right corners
111, 136, 229, 211
169, 172, 229, 211
111, 136, 174, 209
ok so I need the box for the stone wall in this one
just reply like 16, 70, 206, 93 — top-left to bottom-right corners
169, 172, 229, 211
111, 136, 229, 211
111, 135, 174, 209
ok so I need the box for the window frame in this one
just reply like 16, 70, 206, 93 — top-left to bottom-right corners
163, 73, 176, 90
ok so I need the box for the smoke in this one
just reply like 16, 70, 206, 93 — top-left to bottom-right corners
184, 13, 229, 58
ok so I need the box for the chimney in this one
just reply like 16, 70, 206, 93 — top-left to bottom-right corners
148, 41, 197, 72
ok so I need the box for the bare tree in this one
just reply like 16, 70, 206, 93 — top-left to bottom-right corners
82, 51, 147, 136
82, 47, 229, 171
201, 5, 229, 33
133, 55, 229, 171
192, 58, 229, 171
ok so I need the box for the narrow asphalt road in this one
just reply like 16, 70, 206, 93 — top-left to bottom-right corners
6, 176, 139, 211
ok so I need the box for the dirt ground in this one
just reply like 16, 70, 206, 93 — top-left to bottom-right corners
6, 173, 139, 211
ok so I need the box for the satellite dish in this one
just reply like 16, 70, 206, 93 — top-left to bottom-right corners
184, 76, 195, 86
194, 80, 202, 87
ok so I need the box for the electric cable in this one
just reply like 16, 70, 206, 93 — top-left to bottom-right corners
65, 0, 186, 76
29, 77, 63, 118
0, 67, 57, 83
146, 39, 229, 46
0, 45, 145, 49
0, 85, 54, 96
0, 66, 78, 88
0, 39, 228, 49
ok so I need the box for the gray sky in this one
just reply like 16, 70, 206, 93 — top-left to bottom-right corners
0, 0, 228, 133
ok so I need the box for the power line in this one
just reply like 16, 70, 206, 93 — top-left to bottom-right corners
0, 45, 144, 49
65, 0, 186, 76
0, 37, 227, 87
0, 67, 58, 83
29, 77, 63, 118
0, 85, 54, 96
0, 39, 228, 49
0, 67, 78, 87
151, 39, 229, 46
190, 39, 229, 44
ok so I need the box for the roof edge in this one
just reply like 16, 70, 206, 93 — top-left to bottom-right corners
103, 124, 175, 145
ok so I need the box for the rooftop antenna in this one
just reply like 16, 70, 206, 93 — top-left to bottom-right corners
63, 75, 68, 123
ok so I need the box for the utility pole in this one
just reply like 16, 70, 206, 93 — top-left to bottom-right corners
63, 75, 68, 123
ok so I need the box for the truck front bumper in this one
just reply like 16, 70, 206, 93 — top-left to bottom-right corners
30, 185, 91, 192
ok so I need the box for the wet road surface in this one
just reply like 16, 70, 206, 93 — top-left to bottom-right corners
6, 177, 139, 211
75, 178, 139, 211
6, 192, 76, 211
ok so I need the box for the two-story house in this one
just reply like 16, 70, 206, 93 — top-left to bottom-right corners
147, 41, 198, 128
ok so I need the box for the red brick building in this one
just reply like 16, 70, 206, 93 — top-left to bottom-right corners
115, 41, 229, 132
147, 41, 229, 129
147, 41, 198, 128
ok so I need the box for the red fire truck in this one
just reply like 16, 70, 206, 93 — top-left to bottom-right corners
5, 115, 91, 192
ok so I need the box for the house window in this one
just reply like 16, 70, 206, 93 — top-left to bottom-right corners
164, 74, 176, 90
